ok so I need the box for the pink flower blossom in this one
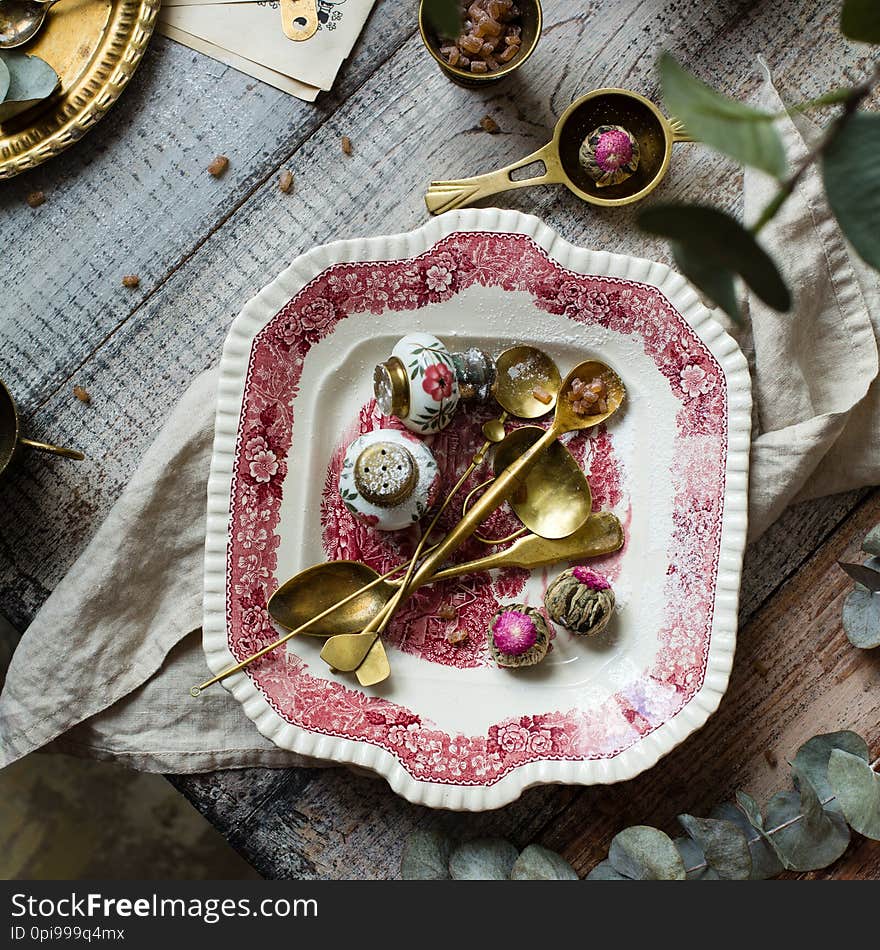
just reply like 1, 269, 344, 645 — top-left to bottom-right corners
572, 566, 611, 590
425, 264, 454, 293
249, 449, 279, 483
679, 363, 714, 397
493, 722, 530, 754
421, 362, 455, 400
491, 610, 538, 656
298, 297, 337, 343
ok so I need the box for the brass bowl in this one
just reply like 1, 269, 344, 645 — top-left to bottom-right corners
418, 0, 542, 87
0, 379, 83, 475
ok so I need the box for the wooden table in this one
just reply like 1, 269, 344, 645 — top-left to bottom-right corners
1, 1, 878, 879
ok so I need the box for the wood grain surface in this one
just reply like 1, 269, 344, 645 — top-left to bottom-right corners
1, 0, 877, 879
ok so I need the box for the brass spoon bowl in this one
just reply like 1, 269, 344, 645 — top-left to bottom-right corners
320, 359, 625, 676
0, 0, 59, 48
426, 88, 693, 214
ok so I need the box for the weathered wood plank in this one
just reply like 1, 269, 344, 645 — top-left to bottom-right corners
0, 7, 411, 414
2, 0, 877, 880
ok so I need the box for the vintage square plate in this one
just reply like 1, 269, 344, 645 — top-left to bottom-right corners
203, 209, 751, 811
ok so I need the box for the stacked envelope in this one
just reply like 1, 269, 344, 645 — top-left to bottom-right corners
158, 0, 377, 102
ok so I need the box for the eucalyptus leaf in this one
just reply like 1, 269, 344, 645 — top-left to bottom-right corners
823, 113, 880, 271
841, 0, 880, 43
608, 826, 686, 880
765, 777, 850, 871
678, 814, 751, 880
713, 801, 783, 879
827, 749, 880, 840
793, 731, 870, 804
510, 844, 579, 880
0, 51, 59, 124
863, 523, 880, 556
838, 560, 880, 592
449, 838, 518, 880
673, 835, 719, 880
0, 57, 10, 105
842, 587, 880, 649
585, 859, 630, 880
671, 241, 742, 323
422, 0, 461, 39
640, 204, 792, 319
400, 830, 452, 880
659, 52, 787, 178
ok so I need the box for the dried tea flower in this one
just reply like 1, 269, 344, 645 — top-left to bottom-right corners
208, 155, 229, 177
488, 604, 550, 668
341, 135, 353, 155
26, 190, 45, 208
279, 169, 294, 193
121, 274, 140, 289
544, 567, 615, 636
479, 115, 500, 134
72, 385, 91, 404
579, 125, 640, 188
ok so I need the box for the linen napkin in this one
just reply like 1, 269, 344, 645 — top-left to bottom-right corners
1, 69, 878, 773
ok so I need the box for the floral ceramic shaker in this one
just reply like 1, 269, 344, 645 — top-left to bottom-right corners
373, 333, 497, 433
338, 428, 440, 531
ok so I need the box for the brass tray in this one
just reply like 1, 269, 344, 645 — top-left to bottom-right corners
0, 0, 159, 180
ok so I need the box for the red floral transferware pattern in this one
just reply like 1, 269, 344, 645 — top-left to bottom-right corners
225, 232, 727, 786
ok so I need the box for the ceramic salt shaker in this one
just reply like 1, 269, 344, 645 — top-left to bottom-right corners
339, 428, 441, 531
374, 333, 497, 433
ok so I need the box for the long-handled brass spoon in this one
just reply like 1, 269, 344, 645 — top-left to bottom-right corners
321, 360, 625, 682
194, 346, 564, 695
0, 0, 59, 48
191, 513, 623, 695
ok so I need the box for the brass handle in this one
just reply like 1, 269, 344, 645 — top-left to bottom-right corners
667, 116, 694, 144
425, 142, 560, 215
281, 0, 318, 41
18, 437, 84, 460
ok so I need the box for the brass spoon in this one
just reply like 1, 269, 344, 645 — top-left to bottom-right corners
321, 359, 625, 679
192, 513, 623, 695
0, 0, 59, 48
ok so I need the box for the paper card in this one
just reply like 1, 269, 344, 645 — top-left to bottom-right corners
157, 22, 321, 101
159, 0, 375, 92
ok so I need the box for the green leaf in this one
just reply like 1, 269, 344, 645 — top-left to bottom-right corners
714, 800, 783, 879
839, 560, 880, 592
673, 836, 719, 880
608, 826, 686, 880
400, 830, 452, 880
0, 51, 59, 124
828, 749, 880, 839
842, 587, 880, 648
678, 814, 751, 880
765, 776, 850, 871
671, 241, 742, 323
449, 838, 518, 880
510, 844, 579, 880
585, 859, 630, 880
863, 523, 880, 556
639, 204, 792, 320
422, 0, 461, 39
793, 731, 870, 804
0, 56, 10, 104
659, 52, 787, 178
841, 0, 880, 43
823, 113, 880, 271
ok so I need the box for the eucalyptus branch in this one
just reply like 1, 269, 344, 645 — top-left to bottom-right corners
683, 755, 880, 876
751, 58, 880, 235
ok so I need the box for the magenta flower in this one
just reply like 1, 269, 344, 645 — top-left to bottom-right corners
572, 566, 611, 590
491, 610, 538, 656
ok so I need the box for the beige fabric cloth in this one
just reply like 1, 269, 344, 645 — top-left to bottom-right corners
1, 71, 878, 772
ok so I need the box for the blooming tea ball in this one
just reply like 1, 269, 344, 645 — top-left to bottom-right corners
488, 604, 551, 668
544, 567, 615, 636
579, 125, 640, 188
